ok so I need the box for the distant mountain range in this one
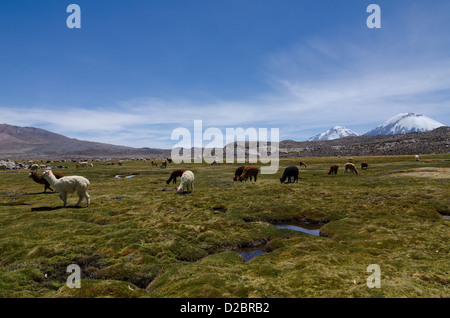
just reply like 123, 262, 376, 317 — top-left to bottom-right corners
309, 113, 445, 141
0, 112, 448, 159
0, 124, 170, 159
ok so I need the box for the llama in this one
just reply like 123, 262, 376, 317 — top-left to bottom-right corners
361, 162, 368, 170
233, 166, 245, 181
344, 163, 358, 174
280, 166, 299, 183
177, 170, 194, 193
29, 171, 64, 193
166, 169, 184, 184
151, 160, 158, 167
42, 170, 90, 207
328, 164, 339, 175
299, 161, 307, 168
160, 160, 167, 168
238, 166, 259, 182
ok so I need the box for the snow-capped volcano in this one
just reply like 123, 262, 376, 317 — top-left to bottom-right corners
308, 126, 359, 141
364, 113, 445, 136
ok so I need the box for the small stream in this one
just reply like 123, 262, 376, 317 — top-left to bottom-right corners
114, 175, 136, 179
274, 221, 323, 236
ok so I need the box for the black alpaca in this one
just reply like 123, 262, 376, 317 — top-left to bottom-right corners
280, 166, 299, 183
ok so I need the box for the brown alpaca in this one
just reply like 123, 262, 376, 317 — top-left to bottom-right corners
166, 169, 184, 184
328, 164, 339, 175
239, 166, 259, 182
344, 163, 358, 174
361, 162, 368, 170
299, 161, 307, 168
233, 166, 245, 181
151, 160, 158, 167
29, 171, 64, 192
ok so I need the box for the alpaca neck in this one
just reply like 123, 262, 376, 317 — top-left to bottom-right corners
44, 172, 58, 185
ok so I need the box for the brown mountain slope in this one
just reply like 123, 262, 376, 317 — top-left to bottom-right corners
0, 124, 170, 159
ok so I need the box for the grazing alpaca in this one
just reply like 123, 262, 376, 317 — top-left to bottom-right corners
151, 160, 158, 167
166, 169, 184, 184
299, 161, 307, 168
238, 166, 259, 182
328, 164, 339, 175
415, 155, 420, 162
280, 166, 299, 183
361, 162, 368, 170
177, 170, 194, 193
233, 166, 245, 181
344, 163, 358, 174
160, 160, 167, 168
78, 161, 88, 168
29, 171, 64, 192
166, 157, 173, 164
42, 170, 90, 207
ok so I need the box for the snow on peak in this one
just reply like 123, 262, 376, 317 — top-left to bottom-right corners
365, 113, 445, 136
308, 126, 359, 141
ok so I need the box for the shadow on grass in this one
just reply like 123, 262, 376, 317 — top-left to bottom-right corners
30, 205, 88, 211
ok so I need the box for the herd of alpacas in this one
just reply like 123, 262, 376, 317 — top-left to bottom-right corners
22, 157, 372, 208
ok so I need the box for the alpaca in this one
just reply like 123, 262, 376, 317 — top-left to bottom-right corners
166, 169, 184, 184
42, 170, 90, 207
29, 171, 64, 192
239, 166, 259, 182
299, 161, 307, 168
30, 164, 39, 171
328, 164, 339, 175
177, 170, 194, 193
344, 163, 358, 174
361, 162, 368, 170
280, 166, 299, 183
233, 166, 245, 181
160, 160, 167, 168
415, 155, 420, 162
151, 160, 158, 167
78, 161, 88, 168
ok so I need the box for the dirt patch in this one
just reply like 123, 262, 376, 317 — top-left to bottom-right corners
400, 167, 450, 179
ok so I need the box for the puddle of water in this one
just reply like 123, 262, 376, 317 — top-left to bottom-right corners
237, 249, 265, 262
274, 221, 323, 236
114, 175, 136, 179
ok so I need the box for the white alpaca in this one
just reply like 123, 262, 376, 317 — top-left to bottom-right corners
177, 170, 195, 193
79, 161, 88, 168
42, 170, 90, 207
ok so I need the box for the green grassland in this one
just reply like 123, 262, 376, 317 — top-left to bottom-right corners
0, 155, 448, 298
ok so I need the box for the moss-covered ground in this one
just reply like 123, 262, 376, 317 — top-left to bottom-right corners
0, 155, 448, 298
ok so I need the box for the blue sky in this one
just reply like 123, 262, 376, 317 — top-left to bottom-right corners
1, 0, 449, 148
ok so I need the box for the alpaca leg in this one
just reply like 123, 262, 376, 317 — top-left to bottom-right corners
84, 192, 90, 207
60, 192, 67, 207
